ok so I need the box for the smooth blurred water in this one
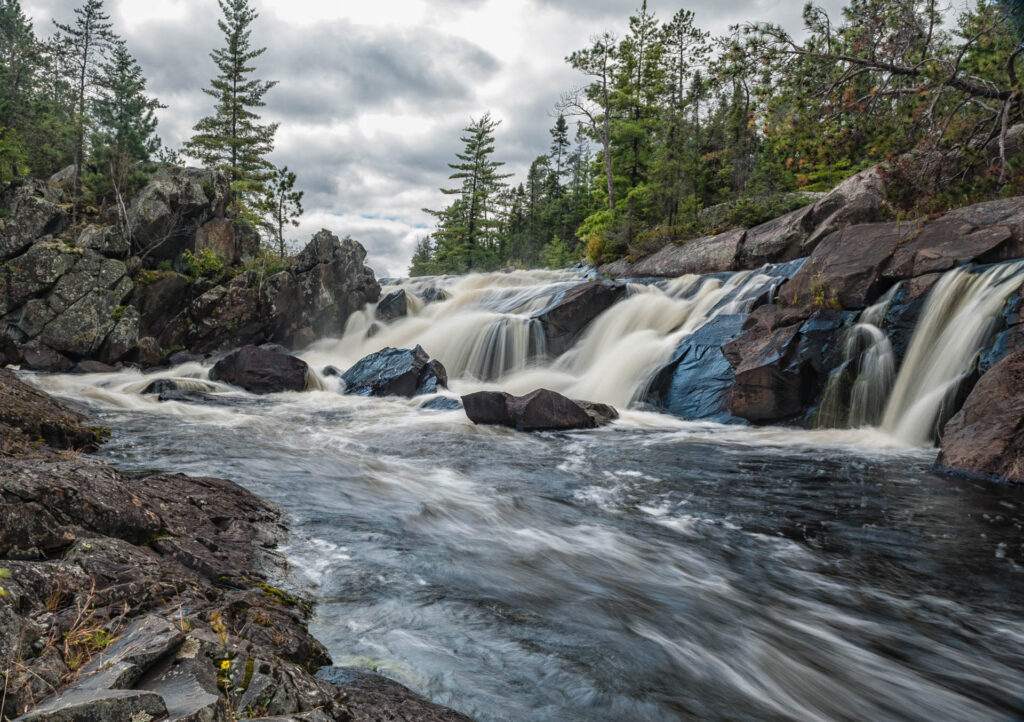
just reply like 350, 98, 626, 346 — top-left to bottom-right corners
35, 375, 1024, 722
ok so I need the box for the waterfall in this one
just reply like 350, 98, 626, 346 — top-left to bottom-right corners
816, 323, 895, 429
880, 261, 1024, 445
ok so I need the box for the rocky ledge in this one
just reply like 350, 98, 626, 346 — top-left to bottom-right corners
0, 369, 470, 722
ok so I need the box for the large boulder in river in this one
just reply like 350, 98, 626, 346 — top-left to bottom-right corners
462, 389, 617, 431
936, 348, 1024, 483
261, 230, 381, 344
645, 314, 748, 422
532, 280, 627, 357
375, 289, 409, 322
341, 345, 447, 398
209, 345, 309, 394
722, 306, 851, 423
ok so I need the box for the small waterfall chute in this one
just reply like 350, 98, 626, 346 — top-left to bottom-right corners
880, 261, 1024, 445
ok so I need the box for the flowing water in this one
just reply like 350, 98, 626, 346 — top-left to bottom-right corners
25, 266, 1024, 721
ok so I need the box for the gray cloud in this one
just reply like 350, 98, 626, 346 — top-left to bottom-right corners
23, 0, 853, 275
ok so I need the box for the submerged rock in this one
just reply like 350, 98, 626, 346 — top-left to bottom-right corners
532, 280, 627, 357
421, 396, 463, 411
375, 289, 409, 322
462, 388, 617, 431
341, 345, 447, 398
209, 345, 309, 394
937, 348, 1024, 483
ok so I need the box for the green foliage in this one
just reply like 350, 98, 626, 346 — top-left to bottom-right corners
182, 248, 225, 280
420, 113, 511, 274
541, 235, 577, 269
183, 0, 278, 211
258, 165, 303, 257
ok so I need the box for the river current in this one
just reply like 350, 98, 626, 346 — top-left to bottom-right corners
28, 267, 1024, 721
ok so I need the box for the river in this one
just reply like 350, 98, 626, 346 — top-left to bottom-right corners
28, 266, 1024, 721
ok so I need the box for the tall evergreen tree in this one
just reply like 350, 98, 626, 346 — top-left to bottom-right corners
87, 39, 162, 221
184, 0, 278, 208
0, 0, 40, 183
423, 113, 511, 273
52, 0, 115, 229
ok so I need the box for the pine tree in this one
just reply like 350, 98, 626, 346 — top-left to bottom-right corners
52, 0, 115, 227
260, 165, 303, 257
549, 114, 570, 183
184, 0, 278, 209
424, 113, 511, 273
0, 0, 40, 183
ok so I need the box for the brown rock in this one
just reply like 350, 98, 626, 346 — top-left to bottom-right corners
195, 217, 237, 264
937, 348, 1024, 483
533, 281, 626, 356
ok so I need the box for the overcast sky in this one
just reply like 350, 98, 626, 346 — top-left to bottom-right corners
23, 0, 854, 276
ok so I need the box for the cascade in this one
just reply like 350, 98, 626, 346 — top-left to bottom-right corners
880, 261, 1024, 445
815, 323, 895, 429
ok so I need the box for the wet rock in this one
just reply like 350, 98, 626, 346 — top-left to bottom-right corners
421, 396, 463, 411
646, 314, 748, 422
415, 359, 448, 395
375, 289, 409, 322
878, 274, 943, 361
0, 180, 69, 261
936, 348, 1024, 483
723, 307, 849, 423
329, 671, 474, 722
127, 166, 230, 261
463, 388, 615, 431
261, 230, 381, 345
417, 286, 449, 305
321, 365, 342, 377
209, 345, 309, 394
341, 345, 447, 398
461, 391, 514, 426
167, 350, 204, 366
533, 280, 627, 357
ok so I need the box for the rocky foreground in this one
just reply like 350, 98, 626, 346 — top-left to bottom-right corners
0, 368, 470, 722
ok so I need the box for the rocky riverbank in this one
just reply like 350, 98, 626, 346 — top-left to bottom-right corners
0, 368, 470, 721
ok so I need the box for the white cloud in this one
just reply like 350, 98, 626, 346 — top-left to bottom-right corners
25, 0, 851, 276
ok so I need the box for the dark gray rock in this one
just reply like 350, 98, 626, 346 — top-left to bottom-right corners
342, 345, 447, 398
375, 289, 409, 322
261, 230, 381, 345
417, 286, 449, 305
99, 306, 139, 365
463, 389, 617, 431
127, 166, 230, 261
532, 281, 627, 357
421, 396, 463, 411
76, 616, 184, 691
71, 360, 117, 374
645, 314, 748, 422
132, 271, 192, 339
77, 225, 129, 259
13, 688, 168, 722
0, 180, 68, 261
209, 345, 309, 394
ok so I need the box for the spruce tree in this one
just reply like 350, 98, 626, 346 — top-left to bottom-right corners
87, 39, 163, 213
424, 113, 510, 273
184, 0, 278, 209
